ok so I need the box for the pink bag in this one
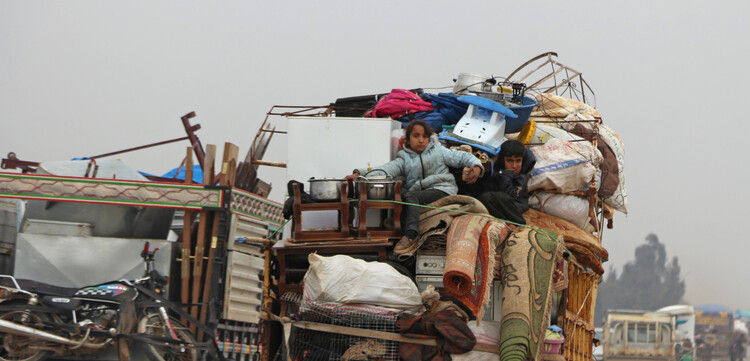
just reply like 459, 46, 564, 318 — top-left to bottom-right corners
365, 89, 434, 119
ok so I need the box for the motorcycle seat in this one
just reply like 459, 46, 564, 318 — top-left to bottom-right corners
0, 278, 79, 297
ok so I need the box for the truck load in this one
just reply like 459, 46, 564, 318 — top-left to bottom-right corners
252, 52, 627, 361
0, 52, 626, 361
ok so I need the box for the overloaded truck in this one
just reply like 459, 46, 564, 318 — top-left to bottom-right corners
255, 52, 627, 361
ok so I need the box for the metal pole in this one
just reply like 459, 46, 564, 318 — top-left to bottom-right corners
89, 136, 189, 159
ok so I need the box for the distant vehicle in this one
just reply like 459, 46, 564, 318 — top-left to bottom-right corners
657, 304, 696, 344
695, 304, 734, 360
602, 309, 676, 361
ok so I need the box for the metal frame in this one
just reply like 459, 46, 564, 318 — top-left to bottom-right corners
505, 51, 597, 107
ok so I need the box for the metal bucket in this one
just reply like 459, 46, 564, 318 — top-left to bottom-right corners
453, 73, 492, 95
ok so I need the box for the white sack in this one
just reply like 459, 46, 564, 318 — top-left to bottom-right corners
528, 138, 601, 193
452, 321, 501, 361
529, 192, 590, 228
559, 117, 628, 214
303, 253, 423, 311
597, 124, 628, 214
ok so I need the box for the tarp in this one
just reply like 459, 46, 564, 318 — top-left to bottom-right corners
735, 309, 750, 320
696, 304, 733, 313
160, 164, 204, 184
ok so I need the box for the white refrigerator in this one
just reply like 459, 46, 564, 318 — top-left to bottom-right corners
286, 116, 402, 235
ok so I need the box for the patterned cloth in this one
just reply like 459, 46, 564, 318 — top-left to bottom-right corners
551, 257, 569, 293
443, 215, 490, 297
397, 309, 476, 361
492, 223, 514, 279
458, 222, 502, 321
498, 228, 565, 361
443, 216, 503, 320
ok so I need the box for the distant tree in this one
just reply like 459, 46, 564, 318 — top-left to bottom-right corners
594, 233, 686, 325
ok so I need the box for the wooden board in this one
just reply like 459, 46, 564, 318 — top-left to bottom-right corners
190, 144, 216, 331
181, 148, 194, 319
198, 142, 239, 339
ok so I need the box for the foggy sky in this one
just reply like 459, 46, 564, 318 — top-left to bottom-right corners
2, 1, 750, 310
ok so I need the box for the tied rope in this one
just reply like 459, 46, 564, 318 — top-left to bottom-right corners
364, 198, 564, 246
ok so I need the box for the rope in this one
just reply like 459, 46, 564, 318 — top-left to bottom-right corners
269, 217, 291, 239
364, 198, 565, 248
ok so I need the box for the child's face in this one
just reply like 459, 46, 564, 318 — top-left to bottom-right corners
503, 155, 523, 175
408, 125, 429, 153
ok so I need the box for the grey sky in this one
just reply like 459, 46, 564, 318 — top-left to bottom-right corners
2, 1, 749, 309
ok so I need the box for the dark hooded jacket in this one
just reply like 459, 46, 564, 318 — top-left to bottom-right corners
486, 147, 536, 210
457, 147, 536, 204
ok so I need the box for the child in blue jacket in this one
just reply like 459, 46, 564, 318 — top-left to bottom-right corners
347, 120, 483, 254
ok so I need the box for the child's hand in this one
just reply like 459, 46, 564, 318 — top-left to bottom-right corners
463, 166, 482, 184
344, 172, 359, 181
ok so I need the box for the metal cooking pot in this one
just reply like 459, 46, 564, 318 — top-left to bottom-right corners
365, 180, 395, 200
308, 178, 344, 201
351, 175, 395, 200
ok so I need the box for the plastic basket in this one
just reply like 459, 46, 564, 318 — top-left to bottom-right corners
542, 336, 565, 354
506, 95, 539, 133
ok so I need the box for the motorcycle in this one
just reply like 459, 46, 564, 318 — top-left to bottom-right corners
0, 242, 207, 361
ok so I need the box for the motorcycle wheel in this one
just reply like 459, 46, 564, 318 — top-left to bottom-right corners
138, 313, 198, 361
0, 302, 53, 361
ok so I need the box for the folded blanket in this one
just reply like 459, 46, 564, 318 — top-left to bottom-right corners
399, 195, 488, 258
523, 208, 608, 260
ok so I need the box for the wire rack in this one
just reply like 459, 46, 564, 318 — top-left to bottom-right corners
276, 293, 401, 361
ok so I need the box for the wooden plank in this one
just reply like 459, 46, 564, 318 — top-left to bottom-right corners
198, 143, 238, 338
181, 148, 194, 322
290, 320, 499, 354
190, 144, 216, 332
260, 244, 273, 361
250, 160, 286, 168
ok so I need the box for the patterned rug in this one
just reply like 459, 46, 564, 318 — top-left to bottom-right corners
442, 216, 501, 321
498, 227, 564, 361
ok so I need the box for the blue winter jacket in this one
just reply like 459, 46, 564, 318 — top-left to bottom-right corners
357, 135, 482, 195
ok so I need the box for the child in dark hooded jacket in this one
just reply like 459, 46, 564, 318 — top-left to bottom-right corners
476, 140, 536, 225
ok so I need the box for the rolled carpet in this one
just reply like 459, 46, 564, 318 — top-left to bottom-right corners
443, 214, 489, 297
